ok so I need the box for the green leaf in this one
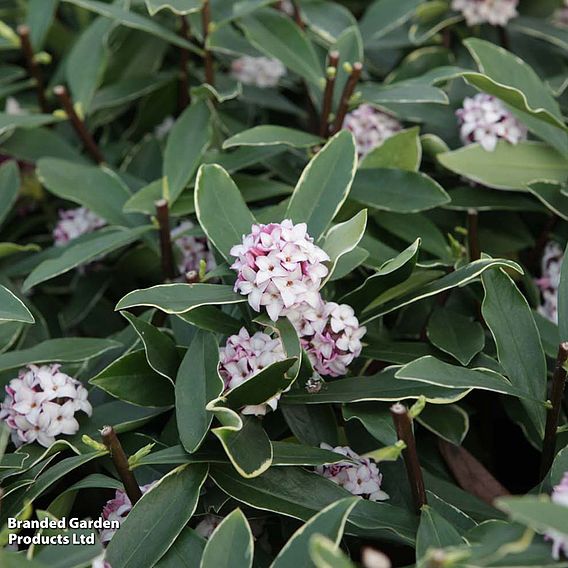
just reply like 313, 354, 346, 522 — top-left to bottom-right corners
362, 258, 523, 322
321, 210, 367, 285
559, 243, 568, 343
350, 169, 450, 213
0, 160, 20, 228
360, 0, 422, 43
146, 0, 201, 15
0, 286, 34, 324
155, 528, 205, 568
416, 505, 463, 562
286, 130, 357, 240
360, 127, 422, 171
165, 101, 211, 203
0, 243, 40, 259
195, 164, 256, 260
200, 509, 253, 568
176, 330, 223, 453
122, 312, 180, 382
61, 0, 202, 55
331, 26, 364, 111
0, 338, 120, 372
360, 82, 448, 105
272, 498, 358, 568
116, 283, 245, 314
24, 227, 151, 291
482, 268, 547, 437
437, 142, 568, 190
343, 404, 397, 446
446, 185, 545, 212
239, 9, 323, 87
463, 38, 567, 132
527, 180, 568, 221
26, 0, 58, 50
416, 405, 470, 446
427, 309, 485, 365
309, 535, 356, 568
90, 349, 175, 407
223, 126, 323, 150
0, 113, 60, 136
106, 464, 208, 568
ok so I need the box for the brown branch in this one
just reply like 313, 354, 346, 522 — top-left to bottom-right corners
391, 403, 427, 513
178, 16, 191, 113
319, 51, 340, 138
101, 426, 143, 505
540, 342, 568, 480
291, 0, 305, 29
497, 26, 510, 51
155, 199, 177, 281
53, 85, 104, 164
17, 25, 49, 113
438, 439, 509, 505
467, 209, 480, 261
201, 0, 214, 86
330, 62, 362, 136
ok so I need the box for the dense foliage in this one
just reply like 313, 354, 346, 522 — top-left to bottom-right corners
1, 0, 568, 566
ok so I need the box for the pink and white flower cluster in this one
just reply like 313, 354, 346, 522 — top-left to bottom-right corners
285, 300, 366, 377
231, 56, 286, 88
316, 444, 389, 501
456, 93, 527, 152
100, 484, 154, 544
342, 104, 402, 159
555, 0, 568, 26
451, 0, 518, 26
172, 221, 216, 276
546, 471, 568, 559
536, 241, 564, 324
219, 327, 286, 416
230, 220, 329, 321
0, 364, 92, 448
53, 207, 106, 246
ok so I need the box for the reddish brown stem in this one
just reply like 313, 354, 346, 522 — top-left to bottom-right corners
540, 342, 568, 479
201, 0, 214, 86
101, 426, 143, 505
319, 51, 340, 138
497, 26, 510, 51
54, 85, 104, 164
178, 16, 191, 113
291, 0, 305, 29
467, 209, 480, 261
391, 403, 427, 513
17, 25, 49, 113
330, 62, 362, 136
155, 199, 177, 281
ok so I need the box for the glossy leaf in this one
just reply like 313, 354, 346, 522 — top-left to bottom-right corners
0, 285, 34, 324
223, 126, 323, 149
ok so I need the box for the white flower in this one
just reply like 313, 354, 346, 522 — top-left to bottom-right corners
219, 327, 286, 416
230, 220, 329, 321
53, 207, 106, 246
285, 299, 366, 377
154, 115, 175, 140
91, 552, 111, 568
231, 56, 286, 88
195, 515, 223, 538
456, 93, 527, 151
451, 0, 518, 26
554, 0, 568, 26
5, 97, 24, 116
316, 444, 389, 502
172, 221, 216, 276
0, 364, 92, 448
279, 0, 295, 16
342, 104, 401, 159
546, 471, 568, 559
536, 241, 564, 324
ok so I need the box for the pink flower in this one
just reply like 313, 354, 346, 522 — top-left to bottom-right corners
342, 104, 401, 159
536, 242, 563, 324
53, 207, 106, 246
0, 365, 92, 448
456, 93, 527, 151
451, 0, 518, 26
554, 0, 568, 26
195, 515, 223, 539
219, 327, 286, 416
172, 221, 216, 276
546, 472, 568, 559
230, 220, 329, 321
231, 56, 286, 88
285, 299, 366, 377
316, 444, 389, 502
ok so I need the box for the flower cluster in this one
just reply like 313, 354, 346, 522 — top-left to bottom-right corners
456, 93, 527, 152
231, 56, 286, 88
53, 207, 106, 246
219, 327, 286, 415
172, 221, 216, 276
316, 444, 389, 501
342, 104, 401, 159
286, 300, 366, 377
546, 471, 568, 559
0, 365, 92, 448
451, 0, 518, 26
536, 241, 564, 324
279, 0, 295, 16
5, 96, 24, 116
230, 220, 329, 321
100, 484, 154, 544
92, 554, 111, 568
195, 515, 223, 539
555, 0, 568, 26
